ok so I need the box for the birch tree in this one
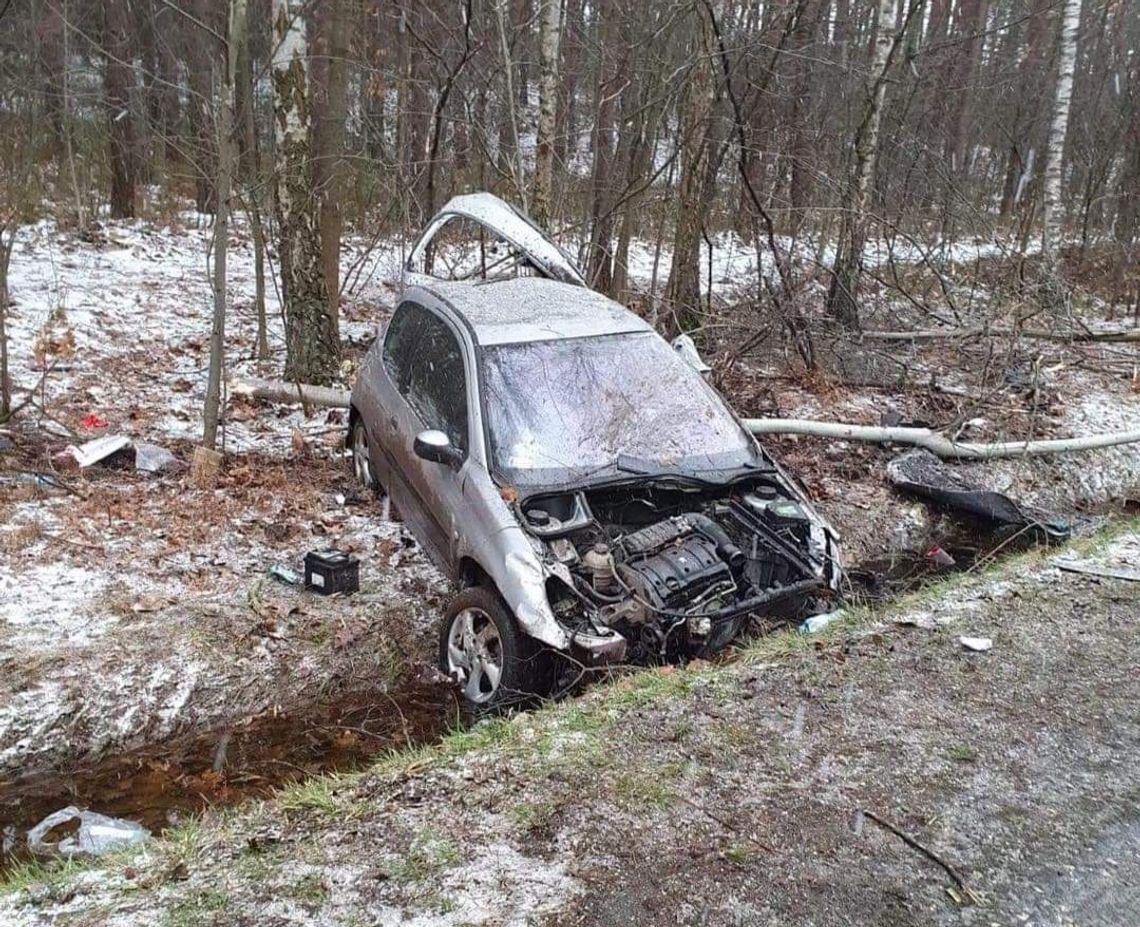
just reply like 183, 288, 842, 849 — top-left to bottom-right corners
1039, 0, 1083, 310
825, 0, 909, 328
532, 0, 562, 226
272, 0, 339, 385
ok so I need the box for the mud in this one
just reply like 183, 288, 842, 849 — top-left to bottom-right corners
0, 681, 458, 870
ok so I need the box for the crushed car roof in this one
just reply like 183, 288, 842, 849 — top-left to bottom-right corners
414, 277, 653, 346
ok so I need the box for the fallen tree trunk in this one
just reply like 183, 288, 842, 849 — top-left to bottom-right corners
861, 326, 1140, 343
743, 418, 1140, 459
229, 376, 350, 408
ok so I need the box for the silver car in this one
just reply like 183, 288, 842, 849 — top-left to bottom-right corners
349, 194, 842, 709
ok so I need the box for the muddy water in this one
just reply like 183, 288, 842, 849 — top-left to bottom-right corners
0, 682, 458, 870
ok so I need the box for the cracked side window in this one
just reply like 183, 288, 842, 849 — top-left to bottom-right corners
382, 302, 426, 392
404, 313, 469, 453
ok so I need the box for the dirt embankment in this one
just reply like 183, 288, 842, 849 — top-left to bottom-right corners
2, 526, 1137, 926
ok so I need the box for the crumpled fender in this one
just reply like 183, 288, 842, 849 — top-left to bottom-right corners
455, 467, 570, 651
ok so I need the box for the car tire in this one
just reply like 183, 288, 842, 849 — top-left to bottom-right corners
439, 586, 548, 713
350, 416, 380, 493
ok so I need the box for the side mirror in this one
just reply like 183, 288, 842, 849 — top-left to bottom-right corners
413, 429, 464, 469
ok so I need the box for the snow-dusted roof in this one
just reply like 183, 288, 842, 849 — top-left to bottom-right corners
414, 277, 653, 346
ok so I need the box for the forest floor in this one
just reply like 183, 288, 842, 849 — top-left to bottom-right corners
1, 215, 1138, 922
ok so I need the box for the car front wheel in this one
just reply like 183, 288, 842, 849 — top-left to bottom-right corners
439, 587, 547, 712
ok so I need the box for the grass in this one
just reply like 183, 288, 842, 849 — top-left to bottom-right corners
278, 774, 358, 817
947, 743, 979, 763
385, 830, 461, 884
162, 888, 230, 927
0, 856, 87, 898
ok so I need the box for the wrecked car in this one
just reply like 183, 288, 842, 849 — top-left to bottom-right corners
349, 193, 841, 708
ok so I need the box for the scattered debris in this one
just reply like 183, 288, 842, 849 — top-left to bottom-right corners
27, 807, 150, 859
1055, 560, 1140, 583
304, 549, 360, 595
80, 414, 109, 430
887, 449, 1071, 542
925, 545, 956, 568
68, 434, 133, 469
268, 564, 300, 585
190, 446, 222, 488
959, 636, 993, 652
134, 443, 178, 474
801, 609, 844, 634
671, 333, 712, 376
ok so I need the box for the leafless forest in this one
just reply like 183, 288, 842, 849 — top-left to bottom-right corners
1, 0, 1137, 404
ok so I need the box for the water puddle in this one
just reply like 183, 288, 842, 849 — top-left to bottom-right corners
0, 681, 458, 872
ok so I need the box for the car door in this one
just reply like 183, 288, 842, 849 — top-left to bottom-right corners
364, 301, 435, 556
393, 309, 475, 574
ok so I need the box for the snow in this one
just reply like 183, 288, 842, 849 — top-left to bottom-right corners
0, 562, 113, 648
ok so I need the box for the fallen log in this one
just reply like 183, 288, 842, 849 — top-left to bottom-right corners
229, 376, 350, 409
743, 417, 1140, 459
861, 326, 1140, 343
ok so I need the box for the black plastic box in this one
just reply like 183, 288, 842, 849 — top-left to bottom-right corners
304, 549, 359, 595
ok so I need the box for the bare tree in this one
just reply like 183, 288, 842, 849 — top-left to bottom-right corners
532, 0, 562, 226
104, 0, 137, 219
1039, 0, 1084, 310
826, 0, 913, 328
272, 0, 339, 385
202, 0, 246, 453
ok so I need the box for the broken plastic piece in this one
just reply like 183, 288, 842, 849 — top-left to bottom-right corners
69, 434, 133, 468
887, 449, 1071, 542
27, 807, 150, 858
80, 414, 109, 430
800, 609, 844, 634
671, 333, 712, 376
959, 636, 992, 652
925, 546, 956, 568
134, 442, 178, 474
269, 564, 300, 585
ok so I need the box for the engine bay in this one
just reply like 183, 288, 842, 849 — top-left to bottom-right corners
520, 478, 836, 663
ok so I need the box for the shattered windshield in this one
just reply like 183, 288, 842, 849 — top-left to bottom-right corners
481, 332, 762, 487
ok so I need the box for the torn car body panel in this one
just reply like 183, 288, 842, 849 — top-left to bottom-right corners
404, 193, 587, 290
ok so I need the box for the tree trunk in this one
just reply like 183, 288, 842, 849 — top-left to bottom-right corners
272, 0, 340, 385
825, 0, 901, 328
531, 0, 562, 226
0, 227, 13, 419
311, 0, 349, 323
1040, 0, 1083, 264
104, 0, 136, 219
586, 0, 621, 294
235, 0, 269, 361
666, 9, 715, 322
203, 0, 247, 451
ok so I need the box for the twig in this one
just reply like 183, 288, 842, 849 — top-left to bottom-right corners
678, 794, 773, 853
859, 809, 979, 904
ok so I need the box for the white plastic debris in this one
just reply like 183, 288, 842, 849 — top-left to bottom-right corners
671, 333, 712, 376
959, 636, 993, 652
27, 806, 151, 858
134, 442, 178, 474
68, 434, 133, 468
800, 609, 844, 634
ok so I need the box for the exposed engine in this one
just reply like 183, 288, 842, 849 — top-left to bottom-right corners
520, 479, 838, 664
